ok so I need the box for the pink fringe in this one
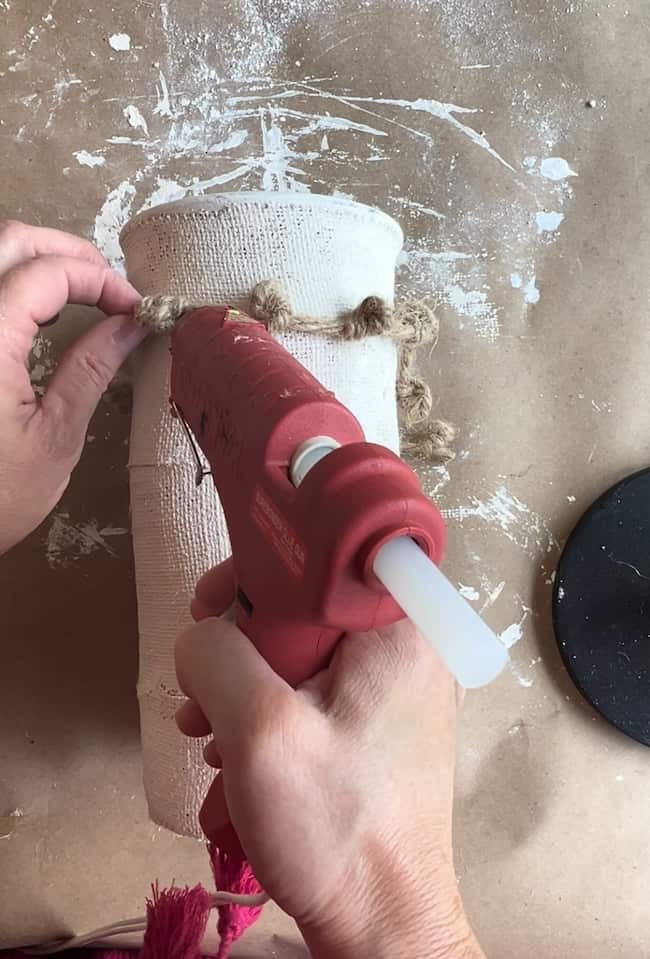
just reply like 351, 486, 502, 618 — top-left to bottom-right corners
208, 843, 265, 959
140, 882, 212, 959
2, 841, 266, 959
0, 954, 133, 958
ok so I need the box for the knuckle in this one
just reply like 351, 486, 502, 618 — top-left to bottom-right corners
174, 617, 222, 693
245, 691, 296, 756
174, 626, 198, 691
80, 237, 106, 263
383, 619, 427, 669
38, 396, 83, 462
74, 349, 114, 391
0, 219, 27, 248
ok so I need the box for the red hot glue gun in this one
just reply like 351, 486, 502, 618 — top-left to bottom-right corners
170, 307, 508, 691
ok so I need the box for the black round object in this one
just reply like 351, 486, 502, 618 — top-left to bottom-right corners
553, 468, 650, 746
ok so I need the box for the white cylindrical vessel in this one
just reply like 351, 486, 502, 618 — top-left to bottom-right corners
121, 193, 403, 837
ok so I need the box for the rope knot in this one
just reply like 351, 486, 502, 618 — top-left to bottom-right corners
135, 280, 455, 465
402, 421, 457, 464
397, 376, 433, 423
249, 280, 294, 333
342, 296, 393, 340
394, 296, 439, 347
135, 294, 193, 332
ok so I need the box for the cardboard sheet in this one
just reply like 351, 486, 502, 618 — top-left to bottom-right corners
1, 0, 649, 954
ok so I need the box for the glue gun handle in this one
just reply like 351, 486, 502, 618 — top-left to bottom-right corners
235, 609, 344, 688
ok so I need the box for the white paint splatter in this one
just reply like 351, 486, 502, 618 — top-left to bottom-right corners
401, 246, 499, 342
511, 271, 540, 303
511, 664, 534, 687
500, 610, 533, 684
0, 808, 23, 840
394, 197, 446, 220
540, 157, 577, 181
105, 136, 150, 147
591, 399, 613, 414
153, 69, 173, 118
259, 108, 312, 191
459, 584, 480, 602
188, 167, 259, 193
334, 94, 516, 172
123, 104, 149, 136
208, 129, 248, 153
108, 33, 131, 52
46, 512, 129, 568
260, 111, 290, 190
93, 180, 136, 267
199, 0, 323, 81
43, 75, 83, 130
480, 580, 506, 613
524, 276, 540, 305
73, 149, 105, 168
443, 485, 558, 556
242, 86, 515, 173
536, 211, 564, 234
501, 622, 524, 648
420, 463, 451, 499
139, 177, 187, 210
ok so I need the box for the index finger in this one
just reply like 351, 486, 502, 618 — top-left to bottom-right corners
0, 254, 140, 368
0, 220, 108, 277
191, 559, 236, 621
175, 616, 290, 759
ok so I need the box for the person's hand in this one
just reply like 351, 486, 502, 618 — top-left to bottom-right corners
0, 220, 146, 554
176, 561, 485, 959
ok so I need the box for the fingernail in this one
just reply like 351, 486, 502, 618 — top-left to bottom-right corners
112, 315, 149, 351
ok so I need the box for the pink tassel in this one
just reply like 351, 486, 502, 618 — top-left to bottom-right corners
92, 952, 134, 958
140, 882, 211, 959
1, 954, 134, 958
208, 843, 265, 959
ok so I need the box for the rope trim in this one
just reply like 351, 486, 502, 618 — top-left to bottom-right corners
134, 282, 455, 464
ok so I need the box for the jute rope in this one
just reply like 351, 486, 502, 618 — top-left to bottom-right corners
135, 281, 455, 463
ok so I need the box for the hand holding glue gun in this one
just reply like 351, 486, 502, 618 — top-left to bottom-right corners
171, 304, 497, 959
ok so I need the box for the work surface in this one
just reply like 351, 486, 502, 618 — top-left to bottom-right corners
1, 1, 649, 955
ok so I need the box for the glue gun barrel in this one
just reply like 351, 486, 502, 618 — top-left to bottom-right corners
373, 537, 509, 688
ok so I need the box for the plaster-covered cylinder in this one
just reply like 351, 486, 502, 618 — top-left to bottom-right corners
121, 192, 404, 836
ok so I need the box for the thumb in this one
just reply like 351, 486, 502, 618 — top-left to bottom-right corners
175, 616, 292, 762
42, 313, 147, 454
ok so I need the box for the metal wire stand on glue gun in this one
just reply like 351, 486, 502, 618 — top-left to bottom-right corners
28, 301, 508, 958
